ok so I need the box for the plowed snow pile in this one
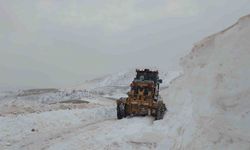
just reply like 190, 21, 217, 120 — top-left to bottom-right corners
164, 14, 250, 149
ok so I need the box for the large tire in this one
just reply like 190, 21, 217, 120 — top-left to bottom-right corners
117, 102, 126, 119
155, 101, 166, 120
155, 107, 163, 120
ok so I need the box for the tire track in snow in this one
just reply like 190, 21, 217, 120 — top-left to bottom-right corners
15, 118, 117, 150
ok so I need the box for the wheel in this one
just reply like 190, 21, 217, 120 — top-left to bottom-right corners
117, 102, 126, 119
155, 107, 163, 120
155, 101, 166, 120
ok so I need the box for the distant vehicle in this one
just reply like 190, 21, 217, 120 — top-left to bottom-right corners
117, 69, 167, 120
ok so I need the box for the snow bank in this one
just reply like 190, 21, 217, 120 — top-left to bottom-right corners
164, 14, 250, 149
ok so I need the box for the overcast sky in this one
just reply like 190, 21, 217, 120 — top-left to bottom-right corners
1, 0, 250, 89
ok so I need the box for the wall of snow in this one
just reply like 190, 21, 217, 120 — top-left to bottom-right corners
164, 15, 250, 150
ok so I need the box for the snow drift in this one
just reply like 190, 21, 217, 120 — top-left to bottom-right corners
164, 14, 250, 149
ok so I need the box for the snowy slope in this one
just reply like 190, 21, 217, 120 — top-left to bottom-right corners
74, 69, 181, 89
72, 69, 182, 99
163, 14, 250, 149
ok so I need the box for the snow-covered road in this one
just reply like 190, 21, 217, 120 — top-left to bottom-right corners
0, 71, 183, 150
0, 88, 192, 150
0, 106, 117, 150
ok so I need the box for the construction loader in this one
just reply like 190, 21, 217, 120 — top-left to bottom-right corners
117, 69, 167, 120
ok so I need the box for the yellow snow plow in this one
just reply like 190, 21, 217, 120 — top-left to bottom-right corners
117, 69, 167, 120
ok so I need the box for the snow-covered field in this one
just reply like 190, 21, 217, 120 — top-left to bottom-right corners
1, 14, 250, 150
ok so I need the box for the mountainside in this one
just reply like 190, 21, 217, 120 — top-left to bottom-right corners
72, 69, 182, 99
164, 14, 250, 149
